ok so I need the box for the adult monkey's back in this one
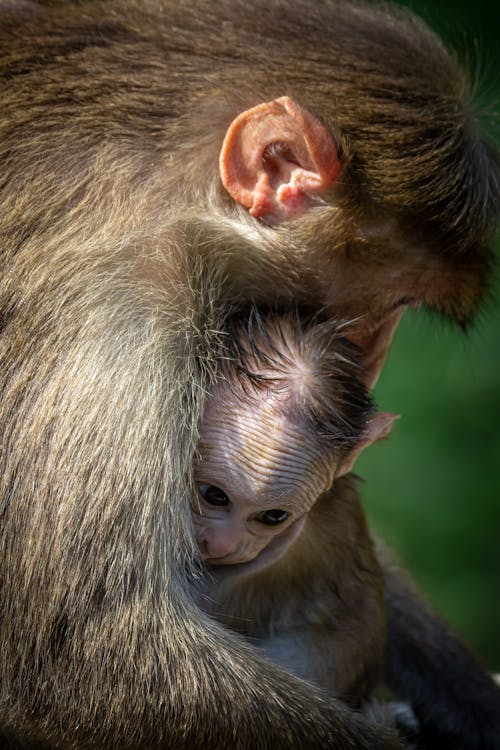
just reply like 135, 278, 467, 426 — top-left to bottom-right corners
0, 1, 498, 749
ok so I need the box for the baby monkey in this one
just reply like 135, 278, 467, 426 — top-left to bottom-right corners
193, 310, 397, 704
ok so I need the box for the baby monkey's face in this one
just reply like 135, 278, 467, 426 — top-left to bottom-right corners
192, 392, 338, 570
192, 314, 394, 571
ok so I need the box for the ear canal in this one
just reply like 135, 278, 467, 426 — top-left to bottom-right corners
219, 96, 340, 222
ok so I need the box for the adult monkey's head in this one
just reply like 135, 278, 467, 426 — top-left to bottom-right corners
216, 40, 499, 387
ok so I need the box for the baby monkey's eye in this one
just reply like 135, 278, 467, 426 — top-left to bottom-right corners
198, 483, 230, 506
255, 509, 290, 526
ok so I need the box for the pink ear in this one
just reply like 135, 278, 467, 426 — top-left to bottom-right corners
219, 96, 340, 222
364, 412, 400, 445
336, 412, 400, 478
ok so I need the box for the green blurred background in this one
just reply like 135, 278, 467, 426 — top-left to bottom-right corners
358, 0, 500, 670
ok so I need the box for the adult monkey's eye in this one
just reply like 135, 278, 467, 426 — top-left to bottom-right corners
255, 509, 290, 526
198, 483, 230, 506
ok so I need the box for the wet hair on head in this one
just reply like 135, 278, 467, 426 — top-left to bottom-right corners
219, 306, 374, 451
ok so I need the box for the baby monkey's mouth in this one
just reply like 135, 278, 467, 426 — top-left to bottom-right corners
203, 515, 307, 575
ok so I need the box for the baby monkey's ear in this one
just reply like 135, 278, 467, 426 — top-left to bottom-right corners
336, 412, 399, 478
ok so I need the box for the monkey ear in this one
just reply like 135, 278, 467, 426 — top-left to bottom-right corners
354, 308, 405, 391
219, 96, 340, 222
336, 412, 399, 478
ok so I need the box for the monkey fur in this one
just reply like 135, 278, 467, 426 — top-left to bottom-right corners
0, 1, 499, 748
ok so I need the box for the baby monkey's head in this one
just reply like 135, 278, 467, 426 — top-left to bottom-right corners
193, 309, 394, 570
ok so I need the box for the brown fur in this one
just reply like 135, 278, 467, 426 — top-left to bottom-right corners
0, 1, 499, 748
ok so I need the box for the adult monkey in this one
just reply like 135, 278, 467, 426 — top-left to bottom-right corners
0, 1, 499, 749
